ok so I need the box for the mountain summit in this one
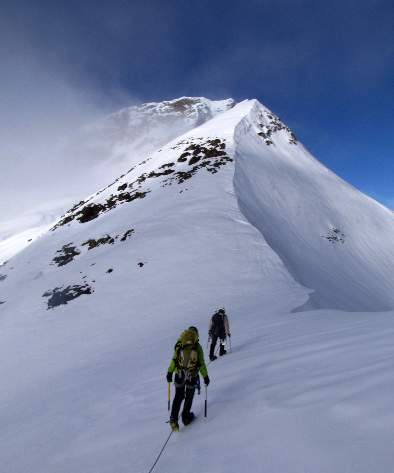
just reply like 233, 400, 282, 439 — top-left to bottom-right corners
1, 97, 394, 472
3, 97, 393, 313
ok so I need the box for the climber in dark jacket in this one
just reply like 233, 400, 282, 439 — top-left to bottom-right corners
208, 307, 231, 361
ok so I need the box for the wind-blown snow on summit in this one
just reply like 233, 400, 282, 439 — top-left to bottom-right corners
1, 98, 394, 473
66, 96, 236, 185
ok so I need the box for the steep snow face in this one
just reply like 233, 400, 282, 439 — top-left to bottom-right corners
233, 100, 394, 312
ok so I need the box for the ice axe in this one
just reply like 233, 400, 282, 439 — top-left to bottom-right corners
205, 385, 208, 422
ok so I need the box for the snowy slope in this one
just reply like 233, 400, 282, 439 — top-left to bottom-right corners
234, 101, 394, 312
0, 201, 70, 264
1, 99, 394, 473
0, 97, 235, 263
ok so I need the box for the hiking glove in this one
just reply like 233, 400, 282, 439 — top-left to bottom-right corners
166, 372, 173, 382
204, 375, 210, 386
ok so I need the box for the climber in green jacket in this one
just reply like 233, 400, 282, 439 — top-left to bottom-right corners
166, 326, 210, 430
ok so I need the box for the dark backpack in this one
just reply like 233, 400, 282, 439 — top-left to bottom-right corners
210, 312, 225, 336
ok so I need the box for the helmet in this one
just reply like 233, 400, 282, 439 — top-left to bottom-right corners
188, 326, 199, 335
218, 307, 225, 314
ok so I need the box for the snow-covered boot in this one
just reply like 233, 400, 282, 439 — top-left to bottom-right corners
210, 355, 217, 361
182, 412, 195, 426
170, 416, 179, 431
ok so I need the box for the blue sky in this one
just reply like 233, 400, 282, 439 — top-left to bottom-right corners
1, 0, 394, 218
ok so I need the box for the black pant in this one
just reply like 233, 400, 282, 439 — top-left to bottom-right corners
171, 372, 197, 421
210, 332, 226, 358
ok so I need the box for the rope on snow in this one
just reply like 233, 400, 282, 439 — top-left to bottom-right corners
148, 386, 195, 472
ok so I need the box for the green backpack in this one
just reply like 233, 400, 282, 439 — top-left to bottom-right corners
175, 329, 199, 374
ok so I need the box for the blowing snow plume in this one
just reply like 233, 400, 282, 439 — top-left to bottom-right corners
65, 96, 236, 184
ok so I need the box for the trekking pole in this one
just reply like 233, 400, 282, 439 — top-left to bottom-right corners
168, 382, 170, 412
229, 336, 232, 353
205, 385, 207, 422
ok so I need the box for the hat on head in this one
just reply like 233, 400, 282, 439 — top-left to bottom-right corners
188, 326, 199, 335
